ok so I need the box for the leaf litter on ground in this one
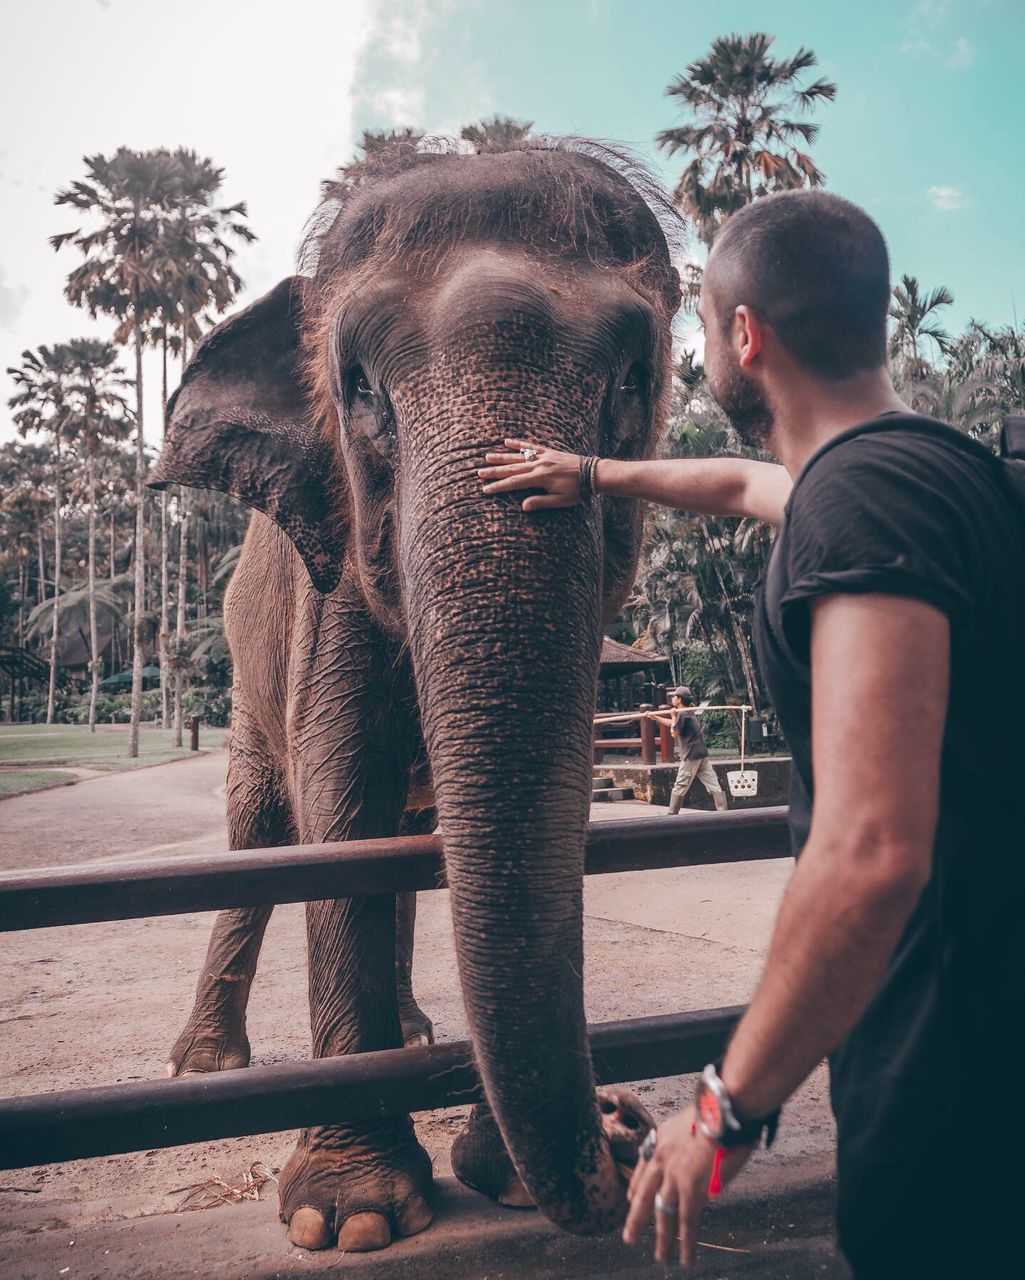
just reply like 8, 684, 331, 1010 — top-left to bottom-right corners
171, 1161, 278, 1212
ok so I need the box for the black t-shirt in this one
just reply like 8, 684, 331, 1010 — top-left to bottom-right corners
672, 708, 708, 760
755, 414, 1025, 1266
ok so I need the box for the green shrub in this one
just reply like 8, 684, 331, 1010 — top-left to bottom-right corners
183, 685, 232, 728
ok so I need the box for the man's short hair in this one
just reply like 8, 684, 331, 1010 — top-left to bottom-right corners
673, 686, 694, 705
709, 190, 891, 380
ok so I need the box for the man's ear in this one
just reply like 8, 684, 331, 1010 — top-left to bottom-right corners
148, 276, 347, 594
733, 304, 764, 368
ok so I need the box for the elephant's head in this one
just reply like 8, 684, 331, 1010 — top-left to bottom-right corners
151, 140, 681, 1234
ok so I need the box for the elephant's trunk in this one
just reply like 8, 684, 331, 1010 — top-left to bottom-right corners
402, 446, 623, 1234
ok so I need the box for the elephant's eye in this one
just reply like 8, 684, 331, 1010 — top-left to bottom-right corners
620, 364, 645, 394
353, 368, 374, 397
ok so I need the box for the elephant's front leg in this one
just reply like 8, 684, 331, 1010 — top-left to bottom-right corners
280, 893, 434, 1251
277, 605, 433, 1253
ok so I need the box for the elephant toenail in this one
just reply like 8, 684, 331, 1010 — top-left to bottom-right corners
396, 1194, 434, 1237
337, 1211, 392, 1252
287, 1206, 332, 1250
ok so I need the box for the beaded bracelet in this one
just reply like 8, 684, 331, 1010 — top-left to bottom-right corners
579, 455, 600, 504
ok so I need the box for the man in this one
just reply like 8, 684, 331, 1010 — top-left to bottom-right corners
654, 686, 727, 813
477, 190, 1024, 1276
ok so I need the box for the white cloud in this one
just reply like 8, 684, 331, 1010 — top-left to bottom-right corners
354, 0, 440, 129
366, 84, 426, 127
899, 34, 974, 67
928, 184, 965, 211
913, 0, 953, 19
944, 36, 974, 68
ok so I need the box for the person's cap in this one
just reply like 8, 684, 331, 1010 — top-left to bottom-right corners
673, 686, 692, 700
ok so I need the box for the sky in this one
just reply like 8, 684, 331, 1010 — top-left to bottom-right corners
1, 0, 1022, 444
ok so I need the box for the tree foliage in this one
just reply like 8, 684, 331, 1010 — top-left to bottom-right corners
658, 32, 836, 244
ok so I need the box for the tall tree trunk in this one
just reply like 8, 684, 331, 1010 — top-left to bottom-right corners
87, 448, 100, 732
196, 506, 208, 619
159, 334, 170, 729
173, 322, 190, 748
173, 491, 188, 748
46, 436, 62, 725
698, 519, 759, 708
109, 498, 115, 581
128, 314, 146, 758
36, 518, 46, 605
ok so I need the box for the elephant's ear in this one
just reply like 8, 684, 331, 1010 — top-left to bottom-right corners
149, 276, 347, 594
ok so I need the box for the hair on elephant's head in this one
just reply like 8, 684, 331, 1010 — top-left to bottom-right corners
150, 137, 683, 1235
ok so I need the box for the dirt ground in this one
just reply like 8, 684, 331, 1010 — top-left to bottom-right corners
0, 746, 845, 1277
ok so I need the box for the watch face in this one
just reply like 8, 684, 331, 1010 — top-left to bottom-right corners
697, 1085, 723, 1138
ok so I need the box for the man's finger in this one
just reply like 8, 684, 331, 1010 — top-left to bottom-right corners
483, 475, 545, 495
478, 463, 535, 480
622, 1159, 662, 1245
484, 451, 532, 465
523, 494, 571, 511
653, 1187, 679, 1264
503, 437, 540, 452
678, 1195, 703, 1269
476, 463, 532, 478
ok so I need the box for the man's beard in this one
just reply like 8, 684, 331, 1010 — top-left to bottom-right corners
707, 356, 775, 449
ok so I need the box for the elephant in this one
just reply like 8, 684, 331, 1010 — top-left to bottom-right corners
149, 136, 682, 1253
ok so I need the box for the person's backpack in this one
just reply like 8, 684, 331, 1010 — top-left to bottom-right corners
999, 414, 1025, 516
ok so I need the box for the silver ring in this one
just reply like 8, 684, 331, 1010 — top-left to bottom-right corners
520, 447, 538, 462
639, 1128, 657, 1161
654, 1191, 678, 1217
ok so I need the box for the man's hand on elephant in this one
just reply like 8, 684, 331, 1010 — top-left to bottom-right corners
623, 1105, 755, 1267
478, 438, 586, 511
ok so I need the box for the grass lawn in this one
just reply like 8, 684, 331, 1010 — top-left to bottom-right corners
0, 769, 78, 798
0, 724, 224, 771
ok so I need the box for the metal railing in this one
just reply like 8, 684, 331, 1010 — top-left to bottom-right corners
0, 808, 790, 1170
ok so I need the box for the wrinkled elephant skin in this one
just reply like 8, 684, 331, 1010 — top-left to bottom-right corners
150, 141, 680, 1250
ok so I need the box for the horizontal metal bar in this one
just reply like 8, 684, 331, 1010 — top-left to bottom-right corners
0, 1007, 741, 1169
0, 809, 790, 932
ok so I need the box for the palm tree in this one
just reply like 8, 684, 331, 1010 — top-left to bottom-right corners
155, 151, 254, 738
64, 340, 133, 729
657, 33, 836, 245
888, 274, 954, 372
7, 345, 78, 722
460, 115, 534, 153
160, 149, 256, 354
53, 147, 186, 755
357, 127, 425, 156
0, 442, 53, 606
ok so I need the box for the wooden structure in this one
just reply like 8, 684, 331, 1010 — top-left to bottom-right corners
0, 809, 790, 1167
598, 637, 672, 712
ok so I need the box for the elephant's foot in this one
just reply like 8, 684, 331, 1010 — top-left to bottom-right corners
165, 1010, 251, 1077
398, 995, 435, 1049
451, 1102, 533, 1207
451, 1087, 655, 1209
279, 1119, 433, 1253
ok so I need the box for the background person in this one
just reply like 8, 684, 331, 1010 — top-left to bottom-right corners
478, 189, 1024, 1277
650, 687, 727, 813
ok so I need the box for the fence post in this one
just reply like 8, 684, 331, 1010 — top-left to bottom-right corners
639, 703, 656, 765
189, 715, 199, 752
658, 713, 674, 764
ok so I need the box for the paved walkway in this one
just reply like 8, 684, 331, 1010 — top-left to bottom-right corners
0, 749, 846, 1277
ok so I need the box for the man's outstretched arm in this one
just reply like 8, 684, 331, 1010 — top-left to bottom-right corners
623, 592, 949, 1265
478, 438, 791, 526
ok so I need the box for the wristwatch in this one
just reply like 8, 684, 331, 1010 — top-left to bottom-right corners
694, 1063, 780, 1149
